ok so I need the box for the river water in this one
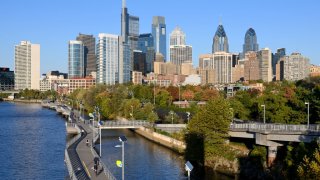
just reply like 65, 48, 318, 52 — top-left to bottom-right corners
0, 102, 189, 179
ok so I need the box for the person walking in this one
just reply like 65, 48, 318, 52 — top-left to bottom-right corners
86, 139, 89, 147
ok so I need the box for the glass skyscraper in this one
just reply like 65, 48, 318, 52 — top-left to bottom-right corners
152, 16, 167, 61
138, 33, 155, 73
212, 24, 229, 53
68, 40, 84, 79
76, 34, 96, 77
243, 28, 259, 55
169, 26, 192, 65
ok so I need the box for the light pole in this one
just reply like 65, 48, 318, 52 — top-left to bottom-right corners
130, 105, 133, 120
186, 112, 190, 124
305, 102, 310, 127
230, 108, 234, 124
153, 78, 156, 105
170, 111, 174, 124
119, 136, 127, 180
97, 107, 102, 157
261, 105, 266, 124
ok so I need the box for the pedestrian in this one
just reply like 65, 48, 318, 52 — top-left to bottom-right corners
86, 139, 89, 147
81, 129, 84, 136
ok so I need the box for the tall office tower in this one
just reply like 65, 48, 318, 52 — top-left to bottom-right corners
152, 16, 167, 61
272, 48, 286, 76
121, 0, 129, 43
170, 26, 186, 46
169, 26, 192, 66
243, 28, 259, 55
276, 53, 310, 81
128, 15, 139, 51
68, 40, 84, 79
76, 34, 96, 77
244, 51, 260, 81
212, 24, 229, 53
213, 52, 233, 84
258, 48, 273, 82
198, 54, 215, 85
119, 41, 131, 84
138, 33, 155, 73
14, 41, 40, 90
133, 50, 147, 75
96, 34, 119, 85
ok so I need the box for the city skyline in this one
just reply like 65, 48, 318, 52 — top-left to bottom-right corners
0, 0, 320, 74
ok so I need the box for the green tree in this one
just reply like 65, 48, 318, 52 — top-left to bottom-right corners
156, 89, 172, 108
297, 146, 320, 179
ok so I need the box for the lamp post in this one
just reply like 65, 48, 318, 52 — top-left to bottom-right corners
119, 136, 127, 180
130, 105, 133, 120
261, 105, 266, 124
97, 107, 102, 157
305, 102, 310, 127
170, 111, 174, 124
153, 78, 156, 105
186, 112, 190, 124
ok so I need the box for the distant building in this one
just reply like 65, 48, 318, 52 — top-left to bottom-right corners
132, 71, 143, 85
155, 53, 165, 62
242, 28, 259, 58
154, 61, 179, 75
0, 67, 14, 90
258, 48, 273, 82
15, 41, 40, 90
152, 16, 167, 61
182, 74, 201, 86
96, 34, 119, 85
181, 63, 196, 76
76, 34, 96, 76
40, 71, 67, 92
310, 65, 320, 77
144, 73, 186, 87
170, 45, 192, 66
213, 52, 233, 84
212, 24, 229, 53
138, 33, 155, 73
232, 64, 244, 82
133, 50, 146, 75
276, 53, 310, 81
68, 40, 84, 79
199, 54, 215, 85
170, 26, 186, 46
244, 51, 260, 81
272, 48, 286, 77
68, 77, 95, 94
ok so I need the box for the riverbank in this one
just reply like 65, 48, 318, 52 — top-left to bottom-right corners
134, 127, 186, 153
3, 98, 42, 103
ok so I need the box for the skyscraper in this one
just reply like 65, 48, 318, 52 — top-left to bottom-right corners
68, 40, 84, 79
138, 33, 155, 73
272, 48, 286, 76
152, 16, 167, 61
96, 34, 119, 85
243, 28, 259, 55
258, 48, 273, 82
121, 0, 129, 43
14, 41, 40, 90
213, 52, 233, 84
76, 34, 96, 77
170, 26, 192, 66
170, 26, 186, 46
212, 24, 229, 53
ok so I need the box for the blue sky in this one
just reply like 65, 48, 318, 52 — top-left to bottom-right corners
0, 0, 319, 74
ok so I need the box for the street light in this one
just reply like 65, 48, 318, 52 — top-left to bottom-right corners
130, 105, 133, 120
261, 105, 266, 124
119, 136, 127, 180
186, 112, 190, 124
185, 161, 194, 180
305, 102, 310, 127
153, 78, 156, 105
170, 111, 174, 124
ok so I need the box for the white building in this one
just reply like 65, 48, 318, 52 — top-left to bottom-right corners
15, 41, 40, 90
213, 52, 233, 84
258, 48, 272, 82
282, 53, 310, 81
169, 27, 192, 66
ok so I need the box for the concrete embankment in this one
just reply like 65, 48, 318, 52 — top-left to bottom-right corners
3, 98, 42, 103
134, 127, 186, 153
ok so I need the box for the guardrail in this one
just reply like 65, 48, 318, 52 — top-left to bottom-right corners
102, 120, 151, 128
155, 124, 187, 128
230, 123, 320, 134
65, 133, 81, 179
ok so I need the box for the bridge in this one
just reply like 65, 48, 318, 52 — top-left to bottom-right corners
229, 123, 320, 166
100, 120, 151, 129
0, 90, 19, 94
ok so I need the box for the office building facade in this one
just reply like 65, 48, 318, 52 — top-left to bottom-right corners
212, 24, 229, 53
68, 40, 84, 79
277, 53, 310, 81
243, 28, 259, 55
76, 34, 96, 77
0, 67, 14, 90
138, 33, 155, 73
14, 41, 40, 90
152, 16, 167, 61
258, 48, 273, 82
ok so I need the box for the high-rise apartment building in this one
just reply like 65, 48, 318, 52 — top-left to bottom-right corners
138, 33, 155, 73
152, 16, 167, 61
213, 52, 233, 84
14, 41, 40, 90
212, 24, 229, 53
169, 27, 192, 66
258, 48, 273, 82
76, 34, 96, 76
96, 34, 119, 85
243, 28, 259, 55
276, 53, 310, 81
68, 40, 84, 79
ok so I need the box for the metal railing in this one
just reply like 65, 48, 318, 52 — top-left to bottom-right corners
230, 123, 320, 134
65, 150, 77, 180
101, 120, 151, 128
